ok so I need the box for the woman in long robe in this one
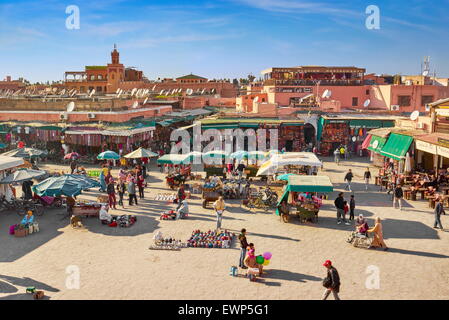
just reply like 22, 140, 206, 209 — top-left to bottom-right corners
368, 217, 388, 250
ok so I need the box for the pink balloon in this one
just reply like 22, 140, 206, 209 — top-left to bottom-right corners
263, 252, 272, 260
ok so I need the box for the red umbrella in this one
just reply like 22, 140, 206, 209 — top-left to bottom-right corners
64, 152, 80, 160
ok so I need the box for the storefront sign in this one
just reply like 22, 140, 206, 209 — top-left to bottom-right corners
437, 145, 449, 158
416, 140, 437, 155
438, 138, 449, 148
435, 109, 449, 117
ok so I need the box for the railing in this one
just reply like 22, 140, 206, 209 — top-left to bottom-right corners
263, 79, 363, 86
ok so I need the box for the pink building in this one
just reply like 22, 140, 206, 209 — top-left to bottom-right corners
260, 66, 449, 113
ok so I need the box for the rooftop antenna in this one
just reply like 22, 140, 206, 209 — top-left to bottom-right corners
422, 56, 430, 76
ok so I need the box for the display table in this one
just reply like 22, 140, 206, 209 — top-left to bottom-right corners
72, 203, 102, 217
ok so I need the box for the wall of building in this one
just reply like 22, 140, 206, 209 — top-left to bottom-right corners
0, 106, 172, 123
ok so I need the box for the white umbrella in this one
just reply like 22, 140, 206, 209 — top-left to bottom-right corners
405, 152, 412, 173
124, 147, 158, 159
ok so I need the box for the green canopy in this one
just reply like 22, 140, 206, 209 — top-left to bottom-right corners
157, 154, 191, 165
367, 135, 386, 153
276, 175, 333, 215
379, 133, 413, 160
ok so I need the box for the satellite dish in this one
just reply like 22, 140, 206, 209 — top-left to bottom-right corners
422, 70, 429, 76
372, 140, 379, 149
254, 96, 259, 103
322, 90, 330, 99
152, 85, 156, 91
352, 136, 357, 142
363, 99, 371, 107
201, 88, 206, 95
159, 90, 164, 95
131, 88, 137, 96
132, 101, 139, 109
186, 88, 193, 95
410, 110, 420, 121
115, 88, 120, 94
143, 97, 148, 105
89, 89, 96, 97
66, 101, 75, 112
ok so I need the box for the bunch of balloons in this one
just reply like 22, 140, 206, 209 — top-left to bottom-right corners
256, 252, 273, 266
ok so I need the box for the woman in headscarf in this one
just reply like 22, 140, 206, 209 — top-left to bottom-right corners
21, 210, 34, 226
118, 169, 127, 183
368, 217, 388, 250
99, 205, 113, 224
99, 170, 107, 192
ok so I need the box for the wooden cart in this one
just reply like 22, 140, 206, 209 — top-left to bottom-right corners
202, 187, 220, 208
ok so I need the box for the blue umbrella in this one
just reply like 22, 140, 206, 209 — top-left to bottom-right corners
63, 174, 101, 189
97, 150, 120, 160
32, 176, 86, 197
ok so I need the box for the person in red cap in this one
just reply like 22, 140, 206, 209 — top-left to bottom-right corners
322, 260, 341, 300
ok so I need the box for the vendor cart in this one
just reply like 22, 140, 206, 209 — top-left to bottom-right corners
202, 187, 220, 208
276, 175, 333, 224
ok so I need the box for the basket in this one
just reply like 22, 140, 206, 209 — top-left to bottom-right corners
14, 228, 27, 237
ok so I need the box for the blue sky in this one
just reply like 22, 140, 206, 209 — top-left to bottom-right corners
0, 0, 448, 83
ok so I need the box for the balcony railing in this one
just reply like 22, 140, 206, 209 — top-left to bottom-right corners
263, 79, 363, 86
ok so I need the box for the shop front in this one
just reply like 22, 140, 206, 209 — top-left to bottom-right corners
317, 116, 395, 156
414, 134, 449, 172
379, 133, 414, 173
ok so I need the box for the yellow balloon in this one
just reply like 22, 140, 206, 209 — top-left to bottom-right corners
263, 259, 270, 266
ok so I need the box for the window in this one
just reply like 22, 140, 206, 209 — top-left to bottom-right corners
421, 95, 434, 106
90, 75, 95, 81
352, 97, 358, 106
398, 95, 411, 107
365, 89, 370, 95
98, 75, 102, 80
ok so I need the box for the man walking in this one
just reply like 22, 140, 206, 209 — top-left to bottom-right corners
238, 228, 249, 269
344, 169, 353, 192
128, 179, 138, 206
237, 162, 246, 180
322, 260, 341, 300
434, 198, 444, 230
364, 167, 371, 191
334, 149, 340, 165
349, 195, 355, 221
393, 184, 403, 210
213, 196, 226, 230
334, 192, 349, 225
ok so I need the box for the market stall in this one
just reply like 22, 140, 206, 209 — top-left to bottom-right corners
256, 152, 322, 176
276, 175, 333, 223
157, 154, 193, 189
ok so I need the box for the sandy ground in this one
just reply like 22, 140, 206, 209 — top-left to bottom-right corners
0, 157, 448, 300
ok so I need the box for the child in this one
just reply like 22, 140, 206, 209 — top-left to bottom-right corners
349, 195, 355, 221
343, 201, 349, 219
